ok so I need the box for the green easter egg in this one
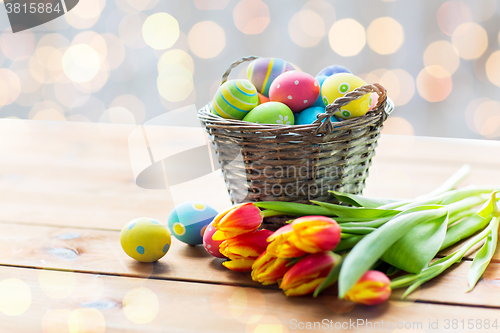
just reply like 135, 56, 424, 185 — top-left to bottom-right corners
211, 79, 259, 120
242, 102, 294, 125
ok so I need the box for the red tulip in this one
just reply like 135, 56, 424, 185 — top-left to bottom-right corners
344, 270, 391, 305
220, 229, 273, 272
251, 250, 291, 285
212, 203, 263, 241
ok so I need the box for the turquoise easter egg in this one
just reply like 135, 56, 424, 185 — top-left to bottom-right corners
294, 106, 340, 125
167, 201, 218, 245
120, 217, 171, 262
247, 58, 296, 97
211, 80, 259, 120
312, 75, 328, 107
243, 101, 294, 125
321, 73, 371, 119
317, 65, 351, 77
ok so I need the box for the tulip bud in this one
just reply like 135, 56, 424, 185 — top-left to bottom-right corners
220, 229, 273, 272
212, 203, 263, 241
266, 224, 308, 259
344, 270, 391, 305
280, 252, 341, 297
288, 216, 341, 253
251, 251, 291, 285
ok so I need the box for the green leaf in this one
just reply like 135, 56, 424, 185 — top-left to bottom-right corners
416, 164, 471, 200
338, 205, 448, 298
337, 217, 392, 228
328, 191, 401, 208
335, 235, 364, 252
254, 201, 336, 216
381, 213, 449, 273
310, 200, 399, 219
339, 226, 376, 235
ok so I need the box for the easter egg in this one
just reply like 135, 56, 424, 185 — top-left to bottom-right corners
243, 101, 294, 125
167, 201, 218, 245
369, 93, 378, 110
203, 222, 225, 258
247, 58, 296, 97
120, 217, 171, 263
269, 71, 320, 113
312, 75, 329, 107
257, 93, 270, 105
321, 73, 372, 120
294, 106, 340, 125
211, 80, 259, 120
317, 65, 351, 78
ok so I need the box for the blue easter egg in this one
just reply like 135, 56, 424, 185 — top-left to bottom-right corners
167, 201, 218, 245
312, 75, 329, 107
295, 106, 340, 125
317, 65, 351, 77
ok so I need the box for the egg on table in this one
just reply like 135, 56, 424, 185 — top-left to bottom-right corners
269, 71, 320, 113
294, 106, 340, 125
247, 58, 296, 97
321, 73, 372, 120
211, 79, 259, 120
203, 221, 225, 258
120, 217, 171, 263
167, 201, 218, 245
243, 101, 294, 125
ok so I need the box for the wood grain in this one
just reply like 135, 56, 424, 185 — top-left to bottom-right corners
1, 265, 500, 333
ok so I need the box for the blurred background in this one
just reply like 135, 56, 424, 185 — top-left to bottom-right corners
0, 0, 499, 139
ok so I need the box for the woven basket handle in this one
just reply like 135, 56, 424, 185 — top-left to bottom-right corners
314, 83, 387, 134
221, 56, 260, 85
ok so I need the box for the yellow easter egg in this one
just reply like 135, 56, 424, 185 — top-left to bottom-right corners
321, 73, 372, 119
120, 217, 171, 262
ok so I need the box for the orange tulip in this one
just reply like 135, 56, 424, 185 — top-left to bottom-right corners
266, 224, 308, 259
251, 250, 291, 285
220, 229, 273, 272
212, 203, 263, 241
344, 270, 391, 305
280, 251, 341, 296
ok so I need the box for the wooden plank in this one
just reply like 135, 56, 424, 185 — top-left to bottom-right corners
2, 222, 500, 309
1, 265, 500, 333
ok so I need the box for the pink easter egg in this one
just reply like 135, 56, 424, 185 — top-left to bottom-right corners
369, 93, 378, 110
269, 71, 320, 113
203, 222, 225, 258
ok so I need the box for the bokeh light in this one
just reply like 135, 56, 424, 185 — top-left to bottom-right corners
74, 60, 110, 94
245, 315, 288, 333
301, 0, 336, 27
68, 308, 106, 333
29, 100, 65, 121
424, 41, 460, 77
123, 287, 159, 324
188, 21, 226, 59
382, 117, 415, 136
110, 94, 146, 124
65, 0, 103, 29
233, 0, 270, 35
210, 287, 266, 324
472, 0, 497, 22
54, 81, 89, 108
62, 44, 101, 83
193, 0, 229, 10
158, 49, 194, 75
102, 33, 126, 70
126, 0, 159, 11
452, 22, 488, 60
378, 69, 415, 106
99, 106, 136, 124
437, 1, 472, 36
288, 10, 325, 48
142, 13, 180, 50
119, 13, 148, 49
486, 51, 500, 87
72, 31, 108, 62
0, 69, 21, 107
157, 64, 194, 102
366, 17, 404, 55
416, 66, 452, 102
0, 29, 35, 60
328, 19, 366, 57
42, 309, 72, 333
466, 98, 500, 138
0, 278, 31, 316
38, 269, 76, 299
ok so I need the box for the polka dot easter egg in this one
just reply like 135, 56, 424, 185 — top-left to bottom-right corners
167, 201, 218, 245
294, 106, 340, 125
203, 221, 225, 258
247, 58, 296, 97
321, 73, 372, 120
243, 101, 294, 125
211, 79, 259, 120
120, 217, 171, 263
269, 71, 320, 113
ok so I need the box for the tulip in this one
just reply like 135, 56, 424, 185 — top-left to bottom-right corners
251, 251, 291, 285
212, 203, 263, 241
344, 270, 391, 305
289, 216, 341, 253
220, 229, 274, 272
266, 224, 308, 259
266, 216, 341, 258
280, 251, 341, 296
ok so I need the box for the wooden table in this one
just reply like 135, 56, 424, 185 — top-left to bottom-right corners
0, 119, 500, 332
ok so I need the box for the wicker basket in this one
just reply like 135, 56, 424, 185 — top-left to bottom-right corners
198, 56, 393, 229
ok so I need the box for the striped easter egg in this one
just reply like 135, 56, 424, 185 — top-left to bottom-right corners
211, 79, 259, 120
247, 58, 296, 97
